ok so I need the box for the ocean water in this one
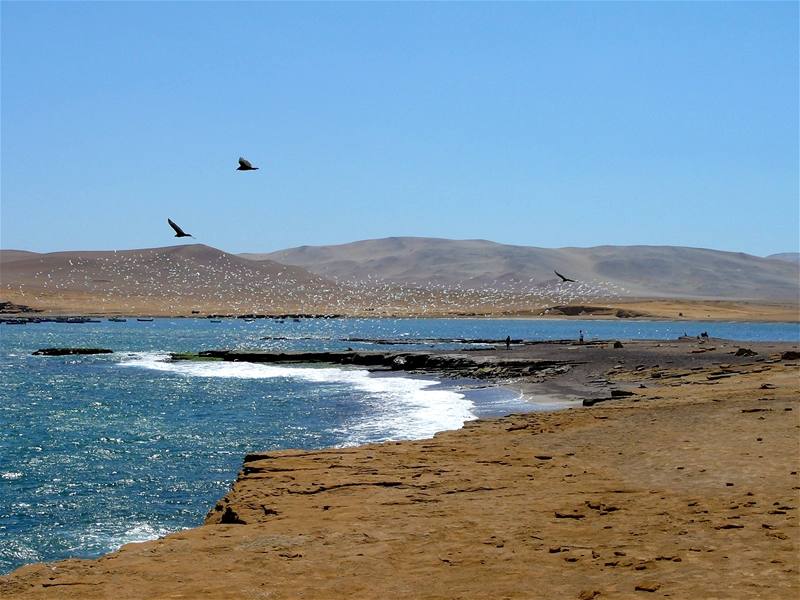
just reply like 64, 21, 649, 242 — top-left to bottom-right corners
1, 317, 797, 574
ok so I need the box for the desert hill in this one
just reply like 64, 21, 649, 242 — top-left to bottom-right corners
0, 250, 40, 263
0, 245, 344, 314
767, 252, 800, 264
2, 241, 798, 318
247, 237, 799, 301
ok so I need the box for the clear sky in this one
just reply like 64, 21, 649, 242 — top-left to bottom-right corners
1, 1, 797, 256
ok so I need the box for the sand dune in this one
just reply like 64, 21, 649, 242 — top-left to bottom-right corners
248, 237, 800, 301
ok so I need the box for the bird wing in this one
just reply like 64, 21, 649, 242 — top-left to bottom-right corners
167, 218, 186, 236
238, 157, 252, 169
554, 270, 575, 282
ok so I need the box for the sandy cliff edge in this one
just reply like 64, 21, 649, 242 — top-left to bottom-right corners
1, 341, 798, 599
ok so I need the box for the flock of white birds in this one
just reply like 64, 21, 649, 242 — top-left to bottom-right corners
2, 245, 628, 315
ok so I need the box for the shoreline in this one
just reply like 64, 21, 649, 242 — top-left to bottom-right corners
3, 313, 799, 324
2, 340, 798, 598
2, 295, 799, 323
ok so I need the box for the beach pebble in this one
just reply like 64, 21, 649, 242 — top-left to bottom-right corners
635, 581, 661, 592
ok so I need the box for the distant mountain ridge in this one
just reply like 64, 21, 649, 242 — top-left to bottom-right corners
767, 252, 800, 264
243, 237, 800, 301
2, 241, 798, 316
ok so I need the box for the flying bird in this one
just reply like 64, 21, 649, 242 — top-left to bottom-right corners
167, 218, 193, 238
237, 157, 259, 171
554, 270, 576, 283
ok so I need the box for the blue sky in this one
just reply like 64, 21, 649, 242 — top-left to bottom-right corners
1, 1, 797, 255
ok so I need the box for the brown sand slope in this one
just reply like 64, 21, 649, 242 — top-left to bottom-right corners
2, 350, 797, 599
0, 250, 39, 264
0, 244, 344, 314
3, 243, 798, 318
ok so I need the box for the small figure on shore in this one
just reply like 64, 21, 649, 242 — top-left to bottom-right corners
700, 331, 709, 339
505, 335, 511, 351
579, 329, 584, 344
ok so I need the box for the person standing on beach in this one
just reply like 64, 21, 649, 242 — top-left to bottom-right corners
579, 330, 584, 344
506, 336, 511, 350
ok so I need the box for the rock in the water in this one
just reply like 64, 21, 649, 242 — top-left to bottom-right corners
613, 341, 624, 348
32, 348, 113, 356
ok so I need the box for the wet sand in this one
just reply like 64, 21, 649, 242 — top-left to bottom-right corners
1, 341, 798, 599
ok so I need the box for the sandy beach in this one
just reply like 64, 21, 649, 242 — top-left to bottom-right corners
1, 339, 798, 599
1, 289, 798, 322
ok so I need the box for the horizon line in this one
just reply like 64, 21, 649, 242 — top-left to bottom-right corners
1, 237, 797, 259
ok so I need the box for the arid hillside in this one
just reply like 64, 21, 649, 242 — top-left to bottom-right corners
0, 245, 343, 314
1, 241, 798, 319
249, 238, 799, 301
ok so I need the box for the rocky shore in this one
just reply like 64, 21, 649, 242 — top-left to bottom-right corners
172, 337, 797, 405
2, 340, 798, 599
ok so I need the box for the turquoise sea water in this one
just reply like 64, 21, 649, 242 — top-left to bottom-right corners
1, 318, 797, 574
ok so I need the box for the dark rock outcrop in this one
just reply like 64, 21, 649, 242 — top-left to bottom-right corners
583, 389, 635, 407
734, 348, 758, 357
172, 350, 576, 382
219, 506, 246, 524
32, 348, 113, 356
0, 301, 41, 314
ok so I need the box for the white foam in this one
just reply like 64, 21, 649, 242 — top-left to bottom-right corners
112, 522, 175, 547
118, 352, 475, 443
76, 521, 176, 553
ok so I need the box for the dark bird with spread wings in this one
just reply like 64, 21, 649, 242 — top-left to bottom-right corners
554, 270, 576, 283
237, 157, 259, 171
167, 218, 193, 238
